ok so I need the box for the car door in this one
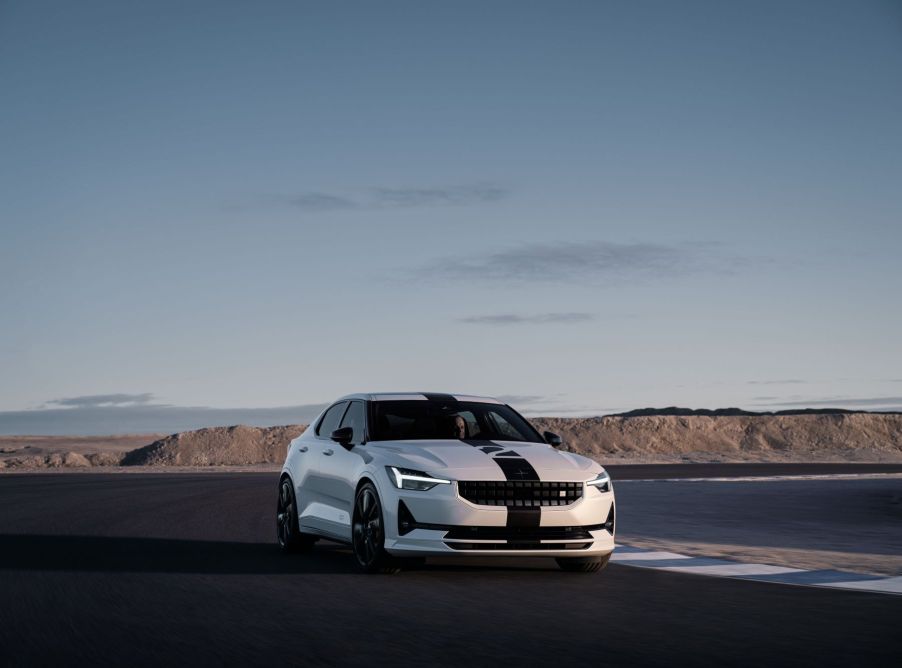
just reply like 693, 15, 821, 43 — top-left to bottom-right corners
315, 399, 367, 541
297, 400, 348, 536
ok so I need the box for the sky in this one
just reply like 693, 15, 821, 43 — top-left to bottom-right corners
2, 0, 901, 434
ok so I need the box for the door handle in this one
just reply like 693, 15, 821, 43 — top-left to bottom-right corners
298, 446, 308, 453
323, 449, 334, 456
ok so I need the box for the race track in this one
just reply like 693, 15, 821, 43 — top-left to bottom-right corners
1, 469, 901, 667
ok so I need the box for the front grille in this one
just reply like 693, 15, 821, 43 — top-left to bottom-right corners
458, 481, 583, 507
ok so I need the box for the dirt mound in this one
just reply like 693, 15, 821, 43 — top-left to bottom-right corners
530, 413, 902, 462
4, 413, 902, 469
121, 413, 902, 466
1, 451, 93, 469
121, 425, 308, 466
0, 433, 161, 469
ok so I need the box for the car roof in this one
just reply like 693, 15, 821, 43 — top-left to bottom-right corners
335, 392, 503, 404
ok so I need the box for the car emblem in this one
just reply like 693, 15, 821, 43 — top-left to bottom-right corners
514, 469, 530, 478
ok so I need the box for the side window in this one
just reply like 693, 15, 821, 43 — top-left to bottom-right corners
339, 401, 366, 444
316, 402, 348, 438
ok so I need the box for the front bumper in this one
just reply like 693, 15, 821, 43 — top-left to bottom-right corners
382, 480, 615, 558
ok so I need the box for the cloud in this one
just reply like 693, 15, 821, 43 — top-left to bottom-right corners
373, 184, 507, 207
289, 193, 357, 211
420, 241, 737, 284
1, 400, 328, 436
519, 404, 621, 417
746, 379, 807, 386
459, 312, 594, 325
754, 396, 902, 408
2, 391, 620, 434
47, 393, 156, 408
494, 395, 548, 405
492, 393, 621, 416
281, 183, 507, 212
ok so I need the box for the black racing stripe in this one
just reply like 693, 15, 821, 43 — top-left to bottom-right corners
461, 439, 495, 448
423, 393, 457, 402
461, 440, 541, 481
492, 456, 540, 482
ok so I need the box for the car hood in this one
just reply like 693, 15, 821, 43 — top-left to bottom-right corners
364, 439, 601, 481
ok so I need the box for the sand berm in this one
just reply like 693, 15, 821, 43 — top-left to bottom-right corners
4, 413, 899, 469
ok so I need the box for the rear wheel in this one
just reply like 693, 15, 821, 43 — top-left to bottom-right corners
556, 553, 611, 573
352, 482, 400, 574
277, 478, 316, 553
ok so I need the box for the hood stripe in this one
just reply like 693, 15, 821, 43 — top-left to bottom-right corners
491, 456, 540, 482
460, 439, 541, 528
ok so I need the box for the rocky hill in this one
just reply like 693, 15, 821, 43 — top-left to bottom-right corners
120, 425, 307, 466
4, 412, 902, 469
530, 413, 902, 463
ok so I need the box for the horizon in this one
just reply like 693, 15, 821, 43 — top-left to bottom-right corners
3, 1, 901, 433
2, 398, 901, 436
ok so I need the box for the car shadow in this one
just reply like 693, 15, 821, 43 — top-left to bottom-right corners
0, 534, 575, 576
0, 534, 359, 575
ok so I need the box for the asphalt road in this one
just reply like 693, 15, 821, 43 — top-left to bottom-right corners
615, 476, 902, 557
604, 462, 902, 479
1, 471, 901, 667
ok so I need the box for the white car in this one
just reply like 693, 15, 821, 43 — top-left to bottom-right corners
277, 393, 615, 573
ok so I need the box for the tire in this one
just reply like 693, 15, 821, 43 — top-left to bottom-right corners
555, 553, 611, 573
277, 477, 317, 553
352, 482, 400, 574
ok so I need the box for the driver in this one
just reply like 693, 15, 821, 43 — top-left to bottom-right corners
450, 415, 468, 439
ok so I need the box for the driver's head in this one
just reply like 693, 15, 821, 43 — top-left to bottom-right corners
451, 415, 467, 439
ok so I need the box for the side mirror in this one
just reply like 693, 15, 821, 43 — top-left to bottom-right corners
544, 431, 562, 448
331, 427, 354, 449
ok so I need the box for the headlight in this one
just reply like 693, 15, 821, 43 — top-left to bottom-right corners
386, 466, 451, 491
586, 470, 611, 493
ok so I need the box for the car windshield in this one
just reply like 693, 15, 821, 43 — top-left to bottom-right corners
370, 401, 543, 443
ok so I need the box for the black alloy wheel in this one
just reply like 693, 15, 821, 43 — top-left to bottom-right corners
352, 482, 400, 574
277, 478, 316, 552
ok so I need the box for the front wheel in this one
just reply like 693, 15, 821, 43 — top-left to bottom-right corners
556, 553, 611, 573
352, 483, 400, 574
277, 478, 316, 553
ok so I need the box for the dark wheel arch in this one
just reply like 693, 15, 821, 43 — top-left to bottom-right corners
352, 481, 400, 574
277, 474, 316, 553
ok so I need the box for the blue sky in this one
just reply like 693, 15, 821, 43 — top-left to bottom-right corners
2, 0, 901, 433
